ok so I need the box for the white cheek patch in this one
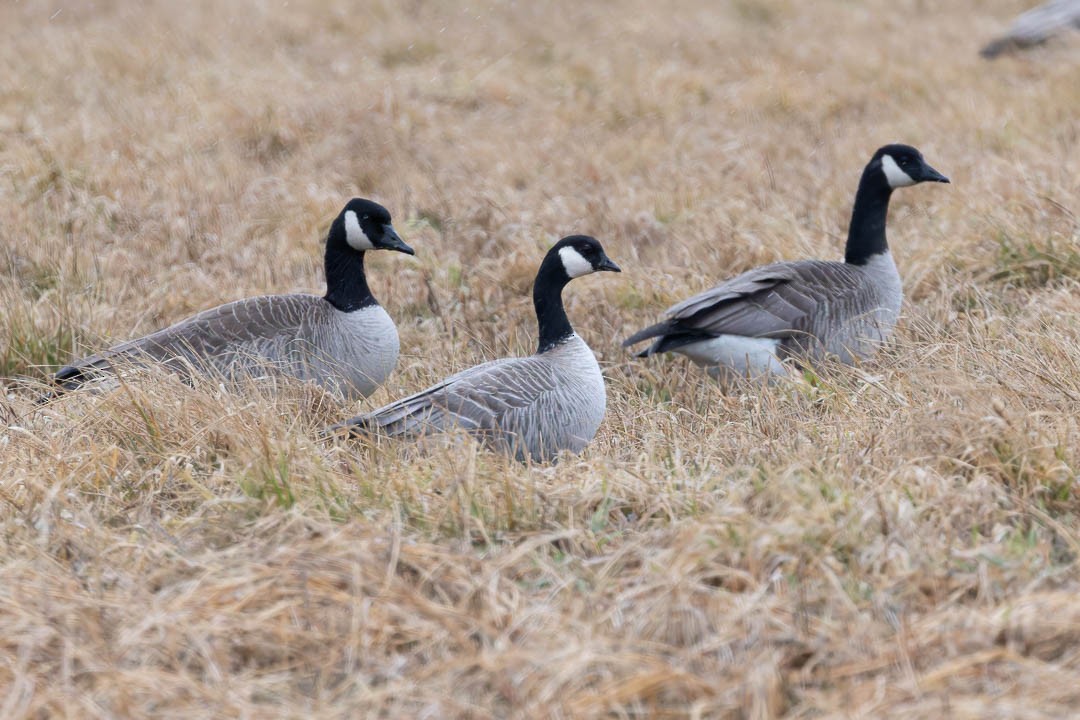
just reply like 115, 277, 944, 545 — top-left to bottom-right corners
881, 154, 916, 188
344, 210, 374, 251
559, 246, 594, 278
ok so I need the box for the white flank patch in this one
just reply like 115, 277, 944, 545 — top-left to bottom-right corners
344, 210, 374, 251
678, 335, 787, 377
559, 246, 593, 278
880, 154, 915, 188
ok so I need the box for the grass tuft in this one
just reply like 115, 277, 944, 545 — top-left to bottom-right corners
992, 231, 1080, 287
0, 305, 75, 380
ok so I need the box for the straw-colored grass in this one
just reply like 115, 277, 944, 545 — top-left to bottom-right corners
2, 0, 1079, 716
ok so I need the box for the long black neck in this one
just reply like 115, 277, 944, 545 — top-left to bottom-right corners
324, 233, 377, 312
845, 165, 893, 265
533, 256, 574, 354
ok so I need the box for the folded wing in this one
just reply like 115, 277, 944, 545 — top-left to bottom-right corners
625, 260, 867, 356
55, 294, 316, 389
333, 355, 562, 438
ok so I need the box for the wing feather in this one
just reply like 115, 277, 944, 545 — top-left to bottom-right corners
56, 295, 317, 388
331, 356, 561, 439
624, 260, 871, 355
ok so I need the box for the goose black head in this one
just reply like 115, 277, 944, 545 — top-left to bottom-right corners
550, 235, 621, 279
533, 235, 620, 353
871, 145, 950, 189
335, 198, 414, 255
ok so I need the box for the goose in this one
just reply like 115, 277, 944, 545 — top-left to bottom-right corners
53, 198, 414, 400
981, 0, 1080, 58
623, 144, 949, 381
324, 235, 621, 463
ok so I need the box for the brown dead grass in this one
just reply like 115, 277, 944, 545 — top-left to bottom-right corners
2, 0, 1079, 717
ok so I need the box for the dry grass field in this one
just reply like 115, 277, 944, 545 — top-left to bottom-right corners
2, 0, 1079, 716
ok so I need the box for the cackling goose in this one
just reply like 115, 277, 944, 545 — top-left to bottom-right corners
623, 144, 949, 381
325, 235, 621, 462
54, 198, 414, 400
981, 0, 1080, 58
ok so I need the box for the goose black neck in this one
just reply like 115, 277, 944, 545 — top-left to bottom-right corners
533, 256, 574, 354
845, 165, 894, 265
324, 236, 377, 312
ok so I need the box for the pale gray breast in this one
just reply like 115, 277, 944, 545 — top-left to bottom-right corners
499, 335, 607, 462
304, 304, 400, 399
789, 253, 902, 363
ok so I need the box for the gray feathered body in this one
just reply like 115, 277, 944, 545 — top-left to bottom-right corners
982, 0, 1080, 57
334, 334, 606, 462
56, 294, 399, 400
627, 252, 902, 377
